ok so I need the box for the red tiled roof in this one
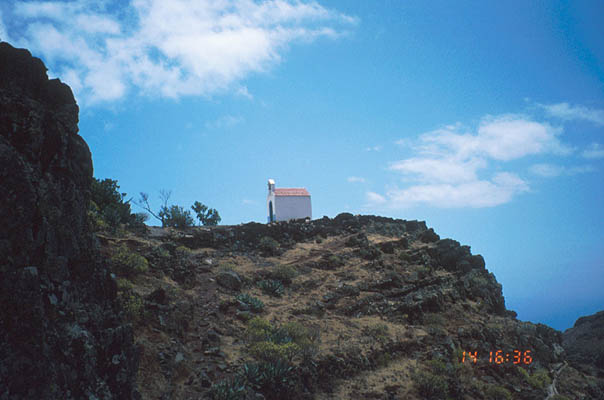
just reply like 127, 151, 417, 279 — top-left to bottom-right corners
274, 188, 310, 196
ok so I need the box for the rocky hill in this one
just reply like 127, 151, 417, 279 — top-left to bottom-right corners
1, 41, 603, 400
563, 311, 604, 376
0, 42, 138, 399
99, 216, 603, 399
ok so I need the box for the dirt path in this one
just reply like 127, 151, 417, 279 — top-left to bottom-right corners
545, 361, 568, 399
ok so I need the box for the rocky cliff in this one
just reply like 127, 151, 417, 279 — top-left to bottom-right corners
563, 311, 604, 374
0, 42, 138, 399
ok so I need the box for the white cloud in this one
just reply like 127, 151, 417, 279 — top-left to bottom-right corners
9, 0, 356, 103
582, 143, 604, 159
375, 115, 574, 209
378, 172, 529, 209
365, 145, 382, 152
236, 86, 253, 100
529, 163, 563, 178
205, 115, 244, 129
419, 116, 570, 161
530, 163, 594, 178
539, 102, 604, 126
347, 176, 366, 183
476, 116, 570, 159
242, 199, 258, 205
389, 157, 485, 184
365, 191, 386, 205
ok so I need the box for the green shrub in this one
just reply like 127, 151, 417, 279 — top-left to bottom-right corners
345, 233, 368, 247
518, 367, 551, 389
551, 395, 570, 400
88, 202, 109, 232
152, 246, 171, 259
414, 370, 448, 399
89, 178, 147, 234
269, 265, 298, 285
175, 245, 192, 258
245, 318, 318, 364
119, 290, 144, 323
320, 253, 344, 269
259, 236, 280, 256
248, 341, 301, 362
116, 277, 134, 291
128, 212, 149, 234
485, 385, 512, 400
246, 317, 274, 342
363, 323, 389, 342
258, 279, 284, 297
236, 293, 265, 313
159, 205, 194, 228
111, 245, 149, 277
218, 262, 237, 272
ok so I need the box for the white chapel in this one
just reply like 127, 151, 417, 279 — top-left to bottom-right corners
267, 179, 312, 223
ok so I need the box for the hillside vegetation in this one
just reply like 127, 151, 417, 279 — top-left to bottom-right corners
101, 215, 604, 399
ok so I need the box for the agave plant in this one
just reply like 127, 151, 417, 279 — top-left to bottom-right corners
209, 376, 247, 400
258, 279, 284, 297
236, 293, 265, 313
239, 362, 263, 390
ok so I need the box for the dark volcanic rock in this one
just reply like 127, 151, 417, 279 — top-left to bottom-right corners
0, 42, 137, 399
563, 310, 604, 371
216, 270, 242, 291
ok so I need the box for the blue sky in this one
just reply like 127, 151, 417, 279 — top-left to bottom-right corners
2, 0, 603, 331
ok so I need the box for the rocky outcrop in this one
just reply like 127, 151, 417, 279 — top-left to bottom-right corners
0, 42, 137, 399
563, 310, 604, 372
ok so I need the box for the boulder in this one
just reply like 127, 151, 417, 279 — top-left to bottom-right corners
216, 270, 242, 291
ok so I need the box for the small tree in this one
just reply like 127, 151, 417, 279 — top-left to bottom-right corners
191, 201, 221, 226
159, 205, 195, 228
135, 190, 171, 226
135, 191, 220, 228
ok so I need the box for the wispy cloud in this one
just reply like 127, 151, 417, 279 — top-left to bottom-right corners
530, 163, 594, 178
369, 172, 529, 208
582, 143, 604, 159
539, 102, 604, 126
0, 10, 8, 41
366, 191, 386, 205
242, 199, 258, 205
347, 176, 366, 183
6, 0, 357, 104
368, 114, 571, 209
365, 145, 382, 152
205, 115, 244, 129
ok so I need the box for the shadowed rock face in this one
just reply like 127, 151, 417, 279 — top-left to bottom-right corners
0, 42, 138, 399
563, 310, 604, 372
